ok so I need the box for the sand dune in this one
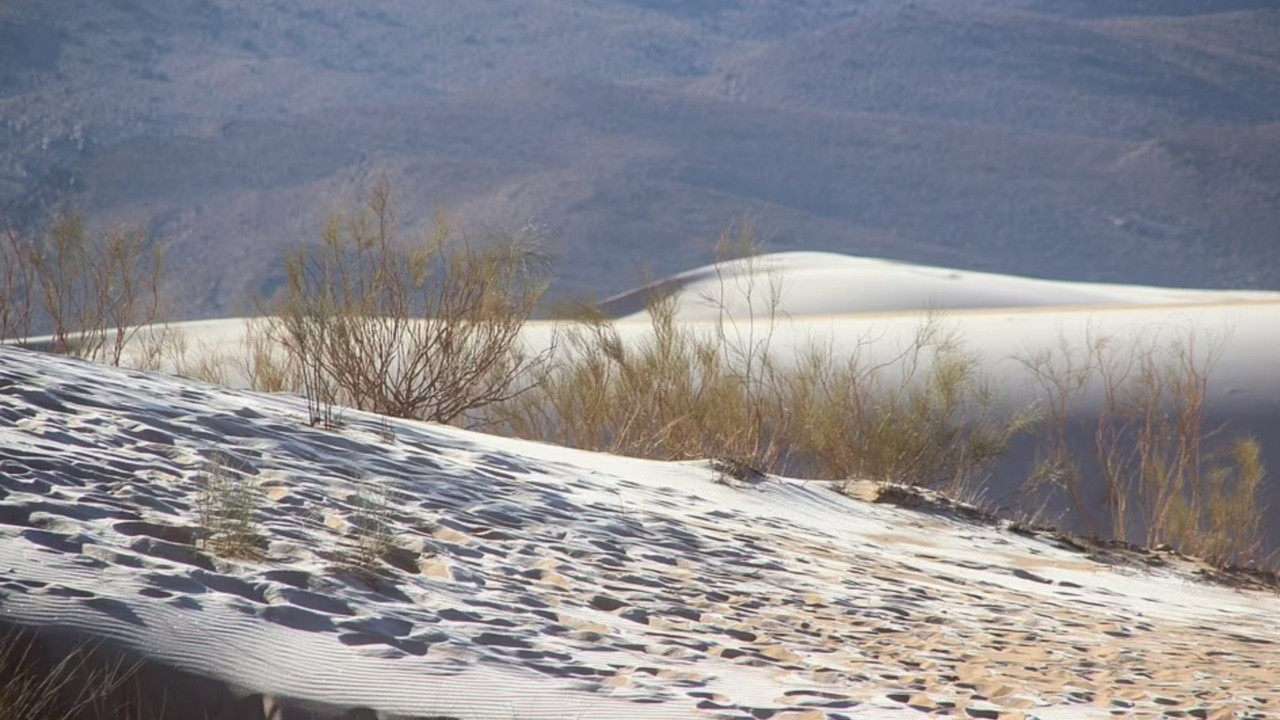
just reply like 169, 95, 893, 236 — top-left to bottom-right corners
88, 251, 1280, 377
598, 252, 1280, 320
2, 345, 1278, 719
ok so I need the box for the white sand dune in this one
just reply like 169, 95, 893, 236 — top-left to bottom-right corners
597, 252, 1280, 320
93, 252, 1280, 395
2, 345, 1279, 719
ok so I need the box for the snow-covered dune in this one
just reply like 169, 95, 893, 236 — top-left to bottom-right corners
2, 346, 1279, 719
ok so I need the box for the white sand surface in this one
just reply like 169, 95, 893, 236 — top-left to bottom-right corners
598, 252, 1280, 320
2, 345, 1278, 719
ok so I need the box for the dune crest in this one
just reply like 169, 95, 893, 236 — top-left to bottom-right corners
599, 252, 1280, 321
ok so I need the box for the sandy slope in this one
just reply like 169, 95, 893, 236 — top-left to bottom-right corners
1, 345, 1278, 719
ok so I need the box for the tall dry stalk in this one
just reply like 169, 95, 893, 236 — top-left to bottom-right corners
1016, 328, 1101, 534
700, 220, 793, 470
0, 629, 141, 720
1, 212, 165, 366
1018, 325, 1269, 568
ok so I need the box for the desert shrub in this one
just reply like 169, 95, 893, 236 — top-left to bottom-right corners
1018, 326, 1270, 569
486, 222, 792, 471
1015, 330, 1098, 532
349, 473, 394, 570
265, 180, 551, 427
789, 314, 1034, 494
233, 315, 302, 393
494, 289, 789, 467
0, 212, 165, 365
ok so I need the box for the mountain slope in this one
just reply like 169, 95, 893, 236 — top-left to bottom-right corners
2, 0, 1279, 318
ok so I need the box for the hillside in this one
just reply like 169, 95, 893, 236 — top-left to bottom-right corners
2, 0, 1279, 318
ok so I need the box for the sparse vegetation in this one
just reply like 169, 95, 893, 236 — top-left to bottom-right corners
1017, 326, 1270, 570
4, 196, 1271, 574
485, 226, 1032, 504
0, 629, 141, 720
193, 450, 260, 559
0, 212, 165, 365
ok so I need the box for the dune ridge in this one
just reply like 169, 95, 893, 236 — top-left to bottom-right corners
597, 252, 1280, 320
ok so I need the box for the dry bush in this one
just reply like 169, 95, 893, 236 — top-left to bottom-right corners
487, 222, 792, 471
789, 313, 1033, 494
121, 323, 188, 374
0, 629, 141, 720
1017, 326, 1270, 569
487, 224, 1029, 490
265, 180, 551, 427
1, 212, 165, 365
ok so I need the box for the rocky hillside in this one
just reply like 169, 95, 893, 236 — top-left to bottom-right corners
2, 0, 1278, 318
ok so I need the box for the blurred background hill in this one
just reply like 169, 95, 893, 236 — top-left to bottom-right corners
2, 0, 1278, 318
